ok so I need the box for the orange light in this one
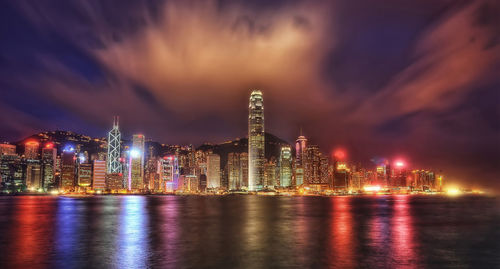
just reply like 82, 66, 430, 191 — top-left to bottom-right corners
25, 141, 39, 146
45, 143, 54, 149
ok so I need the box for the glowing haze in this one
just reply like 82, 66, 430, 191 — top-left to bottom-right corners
0, 0, 499, 190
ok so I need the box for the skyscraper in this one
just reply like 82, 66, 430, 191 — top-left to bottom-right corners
294, 134, 307, 187
227, 152, 241, 190
248, 90, 265, 191
61, 148, 76, 191
131, 134, 145, 190
93, 160, 106, 190
279, 146, 292, 187
24, 141, 39, 160
41, 143, 57, 189
207, 153, 221, 189
107, 116, 121, 173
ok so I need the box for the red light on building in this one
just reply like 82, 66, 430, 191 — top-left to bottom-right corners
395, 161, 404, 167
45, 143, 54, 149
333, 149, 346, 160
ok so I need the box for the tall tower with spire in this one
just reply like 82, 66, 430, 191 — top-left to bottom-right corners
107, 116, 121, 173
248, 90, 265, 191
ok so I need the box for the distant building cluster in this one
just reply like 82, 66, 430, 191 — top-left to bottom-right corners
0, 90, 443, 195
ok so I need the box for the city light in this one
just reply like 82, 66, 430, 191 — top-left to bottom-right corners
364, 185, 381, 192
395, 161, 404, 167
130, 149, 141, 158
333, 149, 346, 160
446, 188, 461, 196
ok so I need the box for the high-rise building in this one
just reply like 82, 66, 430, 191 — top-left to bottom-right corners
106, 173, 123, 191
61, 148, 76, 191
240, 152, 249, 188
0, 144, 16, 156
24, 141, 39, 160
78, 163, 92, 188
93, 160, 106, 190
334, 162, 349, 191
279, 146, 292, 187
26, 162, 42, 190
107, 116, 121, 173
264, 159, 277, 188
130, 134, 145, 190
0, 154, 23, 187
207, 153, 220, 189
41, 143, 57, 189
158, 156, 179, 192
227, 152, 241, 190
304, 145, 321, 185
295, 135, 307, 165
248, 90, 265, 191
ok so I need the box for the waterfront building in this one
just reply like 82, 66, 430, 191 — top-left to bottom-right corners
41, 143, 57, 189
304, 145, 321, 185
158, 156, 179, 192
107, 116, 121, 173
227, 152, 241, 190
93, 160, 106, 190
131, 134, 145, 190
240, 152, 249, 188
24, 141, 39, 160
106, 173, 123, 191
61, 148, 76, 191
248, 90, 265, 191
0, 144, 16, 156
279, 146, 292, 187
264, 158, 277, 188
207, 153, 221, 189
26, 161, 42, 190
78, 163, 92, 188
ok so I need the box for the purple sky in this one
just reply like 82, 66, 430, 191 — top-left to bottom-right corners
0, 0, 499, 190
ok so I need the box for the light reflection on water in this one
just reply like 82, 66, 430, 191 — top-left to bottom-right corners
0, 195, 497, 268
115, 196, 149, 269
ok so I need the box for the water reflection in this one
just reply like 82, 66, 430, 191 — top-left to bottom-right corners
391, 195, 418, 268
329, 196, 354, 268
115, 196, 149, 268
0, 195, 496, 268
367, 197, 391, 267
11, 197, 55, 268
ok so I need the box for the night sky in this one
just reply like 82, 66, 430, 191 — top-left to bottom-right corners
0, 0, 499, 190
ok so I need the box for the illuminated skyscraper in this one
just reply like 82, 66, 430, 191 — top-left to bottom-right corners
295, 135, 307, 165
61, 147, 76, 191
41, 143, 57, 189
294, 134, 307, 187
304, 145, 321, 185
130, 134, 145, 190
248, 90, 265, 191
26, 162, 42, 190
264, 159, 277, 188
227, 152, 241, 190
24, 141, 39, 160
107, 116, 121, 173
239, 152, 249, 188
78, 163, 92, 188
279, 146, 292, 187
0, 144, 16, 155
93, 160, 106, 190
207, 153, 221, 189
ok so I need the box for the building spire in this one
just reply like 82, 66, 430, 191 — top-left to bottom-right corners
113, 116, 119, 129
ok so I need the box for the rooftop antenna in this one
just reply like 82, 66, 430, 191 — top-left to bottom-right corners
113, 116, 119, 129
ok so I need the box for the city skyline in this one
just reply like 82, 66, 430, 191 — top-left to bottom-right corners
0, 0, 499, 191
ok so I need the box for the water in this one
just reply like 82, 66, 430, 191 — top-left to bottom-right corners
0, 195, 498, 268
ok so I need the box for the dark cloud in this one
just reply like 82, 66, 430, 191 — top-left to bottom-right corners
0, 0, 499, 190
